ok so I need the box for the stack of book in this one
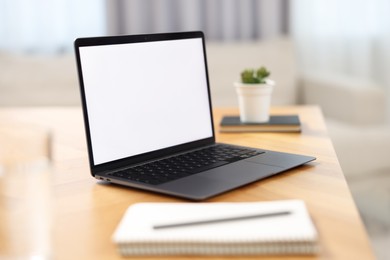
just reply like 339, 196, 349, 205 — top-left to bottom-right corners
219, 115, 301, 133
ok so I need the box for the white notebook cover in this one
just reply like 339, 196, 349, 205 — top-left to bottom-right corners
112, 200, 319, 256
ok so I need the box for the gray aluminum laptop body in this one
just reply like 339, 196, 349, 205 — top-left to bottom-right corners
74, 31, 315, 200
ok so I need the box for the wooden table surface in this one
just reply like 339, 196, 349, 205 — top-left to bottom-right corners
0, 106, 374, 260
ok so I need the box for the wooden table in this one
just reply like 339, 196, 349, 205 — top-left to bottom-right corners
0, 106, 374, 259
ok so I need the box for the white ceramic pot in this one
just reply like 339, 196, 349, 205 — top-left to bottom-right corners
234, 79, 274, 123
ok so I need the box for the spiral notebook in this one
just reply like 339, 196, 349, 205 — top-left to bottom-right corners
112, 200, 319, 256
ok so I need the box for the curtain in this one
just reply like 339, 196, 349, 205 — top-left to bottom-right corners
0, 0, 289, 53
0, 0, 105, 54
290, 0, 390, 105
106, 0, 289, 41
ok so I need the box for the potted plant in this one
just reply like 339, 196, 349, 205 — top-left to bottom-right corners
234, 67, 275, 123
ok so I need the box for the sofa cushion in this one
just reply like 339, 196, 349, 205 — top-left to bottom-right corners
0, 52, 80, 106
326, 118, 390, 177
300, 71, 387, 125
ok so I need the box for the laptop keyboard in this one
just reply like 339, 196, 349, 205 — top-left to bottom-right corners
108, 144, 264, 185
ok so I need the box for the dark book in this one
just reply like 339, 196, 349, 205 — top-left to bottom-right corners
220, 115, 301, 133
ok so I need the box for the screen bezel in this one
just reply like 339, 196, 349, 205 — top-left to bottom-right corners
74, 31, 216, 176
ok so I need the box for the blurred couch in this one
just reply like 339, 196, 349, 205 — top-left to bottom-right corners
1, 38, 390, 181
206, 38, 390, 182
0, 51, 80, 106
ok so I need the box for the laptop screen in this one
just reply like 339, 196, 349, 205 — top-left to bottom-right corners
77, 35, 213, 166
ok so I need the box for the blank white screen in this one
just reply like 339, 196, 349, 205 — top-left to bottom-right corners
79, 38, 213, 165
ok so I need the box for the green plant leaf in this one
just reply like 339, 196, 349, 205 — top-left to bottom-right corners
240, 67, 270, 84
256, 67, 270, 80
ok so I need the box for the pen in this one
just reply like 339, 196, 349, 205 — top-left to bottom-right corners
153, 210, 291, 230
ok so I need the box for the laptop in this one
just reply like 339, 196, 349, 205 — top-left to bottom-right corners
74, 31, 315, 200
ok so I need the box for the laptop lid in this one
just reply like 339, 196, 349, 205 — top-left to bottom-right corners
74, 31, 215, 176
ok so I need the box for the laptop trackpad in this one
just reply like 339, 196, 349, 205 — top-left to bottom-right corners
246, 151, 314, 168
202, 160, 284, 184
160, 161, 283, 200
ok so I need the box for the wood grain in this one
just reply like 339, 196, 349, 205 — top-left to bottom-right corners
0, 106, 374, 260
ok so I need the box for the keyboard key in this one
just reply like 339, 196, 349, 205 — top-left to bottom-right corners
109, 144, 264, 185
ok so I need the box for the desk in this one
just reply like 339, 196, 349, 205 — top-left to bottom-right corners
0, 106, 374, 259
